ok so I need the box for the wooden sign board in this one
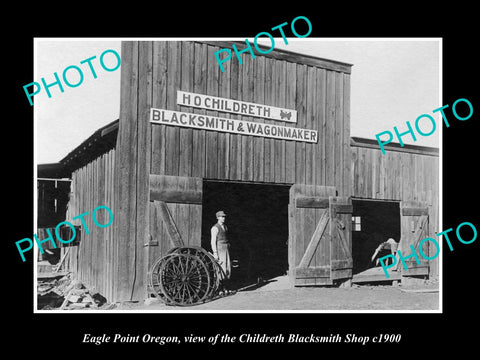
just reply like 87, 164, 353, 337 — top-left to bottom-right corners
150, 108, 317, 143
177, 90, 298, 123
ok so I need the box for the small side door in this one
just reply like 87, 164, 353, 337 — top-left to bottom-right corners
400, 200, 430, 277
329, 196, 353, 282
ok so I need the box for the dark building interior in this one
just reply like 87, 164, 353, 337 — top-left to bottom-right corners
351, 199, 401, 274
202, 181, 290, 288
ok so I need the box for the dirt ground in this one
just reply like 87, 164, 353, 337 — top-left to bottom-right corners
115, 276, 439, 312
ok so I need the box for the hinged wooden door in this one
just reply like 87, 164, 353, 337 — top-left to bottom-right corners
148, 174, 203, 266
400, 200, 430, 277
289, 184, 353, 286
329, 196, 353, 281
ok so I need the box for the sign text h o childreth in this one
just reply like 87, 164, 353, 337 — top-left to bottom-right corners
214, 16, 313, 72
23, 49, 121, 106
177, 90, 298, 123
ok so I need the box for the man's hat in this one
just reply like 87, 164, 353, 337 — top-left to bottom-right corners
216, 210, 226, 218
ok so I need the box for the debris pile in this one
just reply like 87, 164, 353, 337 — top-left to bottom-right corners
37, 274, 71, 309
37, 274, 110, 310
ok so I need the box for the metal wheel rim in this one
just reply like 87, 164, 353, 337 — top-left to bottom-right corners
158, 253, 211, 306
149, 253, 179, 303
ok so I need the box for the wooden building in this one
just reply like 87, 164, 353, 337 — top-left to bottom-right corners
36, 164, 71, 262
350, 137, 439, 282
37, 164, 71, 229
44, 41, 439, 303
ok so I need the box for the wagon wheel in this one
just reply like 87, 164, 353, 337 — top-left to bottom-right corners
168, 246, 226, 297
148, 253, 178, 303
158, 253, 211, 306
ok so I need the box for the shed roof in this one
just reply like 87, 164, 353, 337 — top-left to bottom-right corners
59, 119, 118, 174
350, 136, 439, 156
38, 162, 68, 179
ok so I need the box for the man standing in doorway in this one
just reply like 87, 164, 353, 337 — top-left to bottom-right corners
211, 210, 233, 292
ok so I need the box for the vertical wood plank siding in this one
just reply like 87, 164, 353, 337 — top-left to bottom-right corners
146, 41, 351, 193
350, 143, 440, 276
114, 41, 140, 302
61, 149, 116, 301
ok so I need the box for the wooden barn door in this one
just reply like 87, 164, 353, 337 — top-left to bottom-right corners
289, 184, 353, 286
147, 175, 203, 268
400, 200, 430, 277
329, 197, 353, 281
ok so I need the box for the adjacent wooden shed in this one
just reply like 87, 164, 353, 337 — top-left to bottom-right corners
48, 40, 439, 303
350, 137, 439, 281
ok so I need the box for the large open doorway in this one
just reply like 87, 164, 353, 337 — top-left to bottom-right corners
351, 199, 401, 281
201, 181, 290, 289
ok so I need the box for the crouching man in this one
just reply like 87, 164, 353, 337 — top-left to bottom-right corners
371, 238, 399, 270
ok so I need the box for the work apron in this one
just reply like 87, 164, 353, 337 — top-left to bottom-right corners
214, 223, 231, 280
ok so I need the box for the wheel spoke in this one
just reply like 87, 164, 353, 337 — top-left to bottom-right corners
184, 282, 195, 303
176, 256, 184, 274
185, 259, 199, 277
181, 282, 188, 303
184, 254, 191, 275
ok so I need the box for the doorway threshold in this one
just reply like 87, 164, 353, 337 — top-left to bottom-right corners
352, 266, 401, 284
